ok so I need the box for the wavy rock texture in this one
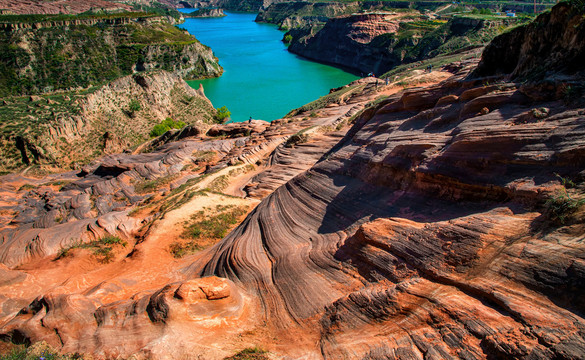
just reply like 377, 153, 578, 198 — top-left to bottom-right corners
197, 9, 585, 351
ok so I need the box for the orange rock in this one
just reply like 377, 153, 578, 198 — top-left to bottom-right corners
435, 94, 459, 106
175, 277, 230, 302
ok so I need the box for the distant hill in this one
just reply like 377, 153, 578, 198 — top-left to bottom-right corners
0, 0, 133, 14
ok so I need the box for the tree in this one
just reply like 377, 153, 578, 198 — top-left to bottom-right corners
214, 106, 231, 123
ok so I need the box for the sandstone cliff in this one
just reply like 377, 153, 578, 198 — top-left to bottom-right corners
184, 8, 226, 17
474, 2, 585, 80
256, 1, 359, 29
287, 10, 527, 76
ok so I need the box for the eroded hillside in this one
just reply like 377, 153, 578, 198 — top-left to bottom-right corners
0, 13, 221, 97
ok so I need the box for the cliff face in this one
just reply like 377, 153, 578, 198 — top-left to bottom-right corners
255, 1, 359, 29
474, 2, 585, 80
288, 11, 526, 76
0, 71, 217, 173
0, 15, 221, 97
184, 8, 226, 17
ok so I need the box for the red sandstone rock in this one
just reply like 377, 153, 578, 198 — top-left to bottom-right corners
1, 4, 585, 358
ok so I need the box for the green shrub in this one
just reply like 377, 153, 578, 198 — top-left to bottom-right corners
543, 175, 585, 224
99, 235, 126, 246
149, 117, 186, 137
134, 174, 177, 193
283, 34, 293, 44
285, 130, 310, 148
126, 99, 141, 117
214, 106, 231, 123
172, 205, 248, 258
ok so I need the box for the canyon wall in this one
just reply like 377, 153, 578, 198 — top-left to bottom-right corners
287, 11, 527, 76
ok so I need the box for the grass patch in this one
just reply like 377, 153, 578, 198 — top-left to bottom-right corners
171, 204, 248, 258
224, 347, 269, 360
285, 126, 315, 148
18, 184, 36, 192
0, 341, 84, 360
208, 175, 230, 193
134, 174, 177, 194
192, 150, 216, 163
543, 175, 585, 225
54, 235, 127, 263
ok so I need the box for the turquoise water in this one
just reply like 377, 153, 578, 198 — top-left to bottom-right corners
178, 10, 359, 122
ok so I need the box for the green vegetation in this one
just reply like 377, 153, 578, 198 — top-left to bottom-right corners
283, 34, 293, 44
0, 14, 214, 97
214, 106, 232, 123
224, 347, 269, 360
543, 175, 585, 225
18, 184, 37, 192
0, 76, 217, 174
208, 175, 231, 193
134, 174, 178, 194
0, 342, 83, 360
127, 99, 142, 116
285, 130, 311, 148
170, 204, 248, 258
55, 235, 127, 263
192, 150, 216, 163
0, 11, 158, 24
149, 117, 186, 137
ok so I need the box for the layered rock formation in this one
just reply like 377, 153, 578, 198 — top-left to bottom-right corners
184, 8, 226, 17
255, 1, 359, 29
287, 10, 526, 75
1, 2, 585, 359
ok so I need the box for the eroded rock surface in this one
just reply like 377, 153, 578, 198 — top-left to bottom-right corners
1, 3, 585, 359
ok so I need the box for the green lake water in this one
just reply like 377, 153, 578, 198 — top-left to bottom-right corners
178, 10, 359, 123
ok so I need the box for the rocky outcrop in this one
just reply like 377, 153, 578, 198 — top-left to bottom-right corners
185, 8, 226, 17
1, 3, 585, 358
288, 11, 526, 76
206, 120, 269, 138
474, 2, 585, 80
195, 66, 585, 357
255, 2, 359, 29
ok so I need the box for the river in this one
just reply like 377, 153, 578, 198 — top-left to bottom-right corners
178, 10, 359, 123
